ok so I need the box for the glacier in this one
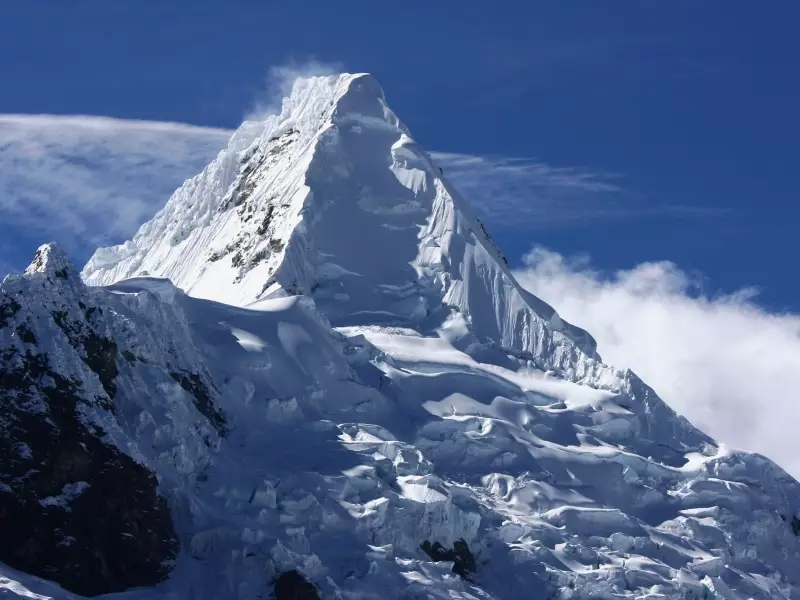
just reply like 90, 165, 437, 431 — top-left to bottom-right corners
1, 73, 799, 599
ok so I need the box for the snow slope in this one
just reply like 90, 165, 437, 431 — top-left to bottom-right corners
2, 74, 800, 599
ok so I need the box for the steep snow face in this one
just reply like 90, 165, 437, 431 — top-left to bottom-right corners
6, 247, 800, 600
82, 74, 597, 370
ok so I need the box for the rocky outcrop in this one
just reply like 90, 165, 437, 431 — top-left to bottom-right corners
0, 245, 189, 596
420, 539, 477, 579
0, 331, 178, 596
169, 369, 227, 435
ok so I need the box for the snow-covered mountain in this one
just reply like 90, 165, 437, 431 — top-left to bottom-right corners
82, 73, 596, 371
2, 74, 800, 600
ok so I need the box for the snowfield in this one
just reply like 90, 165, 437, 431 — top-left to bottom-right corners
2, 74, 800, 599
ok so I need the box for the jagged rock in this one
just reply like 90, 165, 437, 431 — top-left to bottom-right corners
0, 295, 21, 328
0, 244, 234, 596
169, 370, 227, 434
0, 345, 178, 596
51, 307, 119, 402
421, 539, 477, 579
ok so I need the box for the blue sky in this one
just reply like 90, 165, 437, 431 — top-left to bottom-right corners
2, 1, 798, 309
2, 2, 800, 473
2, 1, 797, 311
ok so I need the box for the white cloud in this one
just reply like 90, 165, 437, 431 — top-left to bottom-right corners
0, 114, 231, 272
431, 152, 721, 228
514, 247, 800, 478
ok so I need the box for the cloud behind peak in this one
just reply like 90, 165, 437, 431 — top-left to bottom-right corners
514, 246, 800, 477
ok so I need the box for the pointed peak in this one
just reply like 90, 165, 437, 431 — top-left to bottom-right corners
283, 72, 376, 102
25, 243, 75, 280
258, 72, 389, 142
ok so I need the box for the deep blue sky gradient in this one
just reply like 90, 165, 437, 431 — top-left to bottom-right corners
1, 1, 797, 309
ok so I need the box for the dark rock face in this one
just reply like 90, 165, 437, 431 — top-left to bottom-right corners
273, 570, 321, 600
0, 295, 21, 328
51, 306, 119, 404
1, 253, 181, 597
421, 539, 477, 579
169, 370, 228, 435
0, 344, 179, 597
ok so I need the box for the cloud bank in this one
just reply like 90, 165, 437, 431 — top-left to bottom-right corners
0, 114, 231, 271
514, 247, 800, 477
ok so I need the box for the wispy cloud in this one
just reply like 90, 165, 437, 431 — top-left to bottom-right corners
514, 246, 800, 478
0, 114, 231, 273
431, 152, 722, 229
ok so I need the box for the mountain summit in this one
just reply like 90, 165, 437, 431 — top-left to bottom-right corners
2, 75, 800, 599
83, 73, 596, 368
